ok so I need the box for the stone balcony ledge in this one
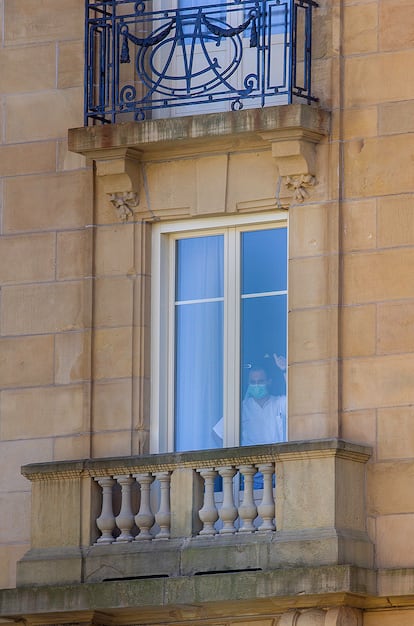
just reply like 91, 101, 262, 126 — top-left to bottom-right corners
18, 439, 373, 589
69, 104, 330, 159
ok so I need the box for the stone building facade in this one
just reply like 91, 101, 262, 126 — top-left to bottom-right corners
1, 1, 414, 625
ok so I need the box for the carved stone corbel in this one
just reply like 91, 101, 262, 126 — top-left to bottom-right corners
259, 128, 325, 207
285, 173, 317, 203
91, 148, 142, 221
325, 607, 362, 626
108, 191, 139, 222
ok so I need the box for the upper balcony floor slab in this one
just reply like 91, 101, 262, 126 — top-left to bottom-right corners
69, 103, 329, 159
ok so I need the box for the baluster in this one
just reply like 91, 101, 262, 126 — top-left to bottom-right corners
114, 475, 135, 542
134, 472, 155, 540
217, 466, 237, 534
238, 464, 258, 533
154, 471, 171, 539
197, 468, 219, 536
94, 477, 116, 544
257, 463, 275, 532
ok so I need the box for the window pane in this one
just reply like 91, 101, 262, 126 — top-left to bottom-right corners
240, 226, 287, 446
175, 301, 223, 451
240, 294, 287, 445
174, 234, 224, 452
171, 225, 287, 452
241, 228, 287, 295
176, 235, 224, 301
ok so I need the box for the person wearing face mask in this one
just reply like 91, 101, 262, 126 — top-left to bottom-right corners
213, 354, 286, 446
240, 357, 286, 446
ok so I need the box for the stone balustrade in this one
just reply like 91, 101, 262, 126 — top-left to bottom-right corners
18, 439, 373, 586
93, 461, 276, 545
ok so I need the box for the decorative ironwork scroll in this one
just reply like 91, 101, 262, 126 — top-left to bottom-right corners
85, 0, 318, 125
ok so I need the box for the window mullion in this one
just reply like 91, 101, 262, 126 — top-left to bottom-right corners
223, 227, 240, 448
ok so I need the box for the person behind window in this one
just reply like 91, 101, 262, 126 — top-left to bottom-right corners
240, 355, 286, 445
213, 354, 286, 445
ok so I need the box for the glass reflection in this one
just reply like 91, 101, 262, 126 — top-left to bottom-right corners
240, 228, 287, 446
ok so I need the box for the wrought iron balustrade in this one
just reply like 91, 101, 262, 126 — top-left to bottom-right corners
85, 0, 318, 124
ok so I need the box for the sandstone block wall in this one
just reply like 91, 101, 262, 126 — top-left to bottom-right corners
0, 0, 414, 600
339, 0, 414, 570
0, 0, 91, 587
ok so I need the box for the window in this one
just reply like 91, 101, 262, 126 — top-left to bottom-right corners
151, 213, 287, 453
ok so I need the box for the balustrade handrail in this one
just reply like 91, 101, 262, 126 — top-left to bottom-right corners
85, 0, 318, 125
21, 440, 370, 481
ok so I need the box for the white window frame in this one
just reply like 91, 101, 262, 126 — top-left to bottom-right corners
150, 211, 288, 454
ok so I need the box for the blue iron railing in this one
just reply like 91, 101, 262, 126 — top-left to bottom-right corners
85, 0, 318, 125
